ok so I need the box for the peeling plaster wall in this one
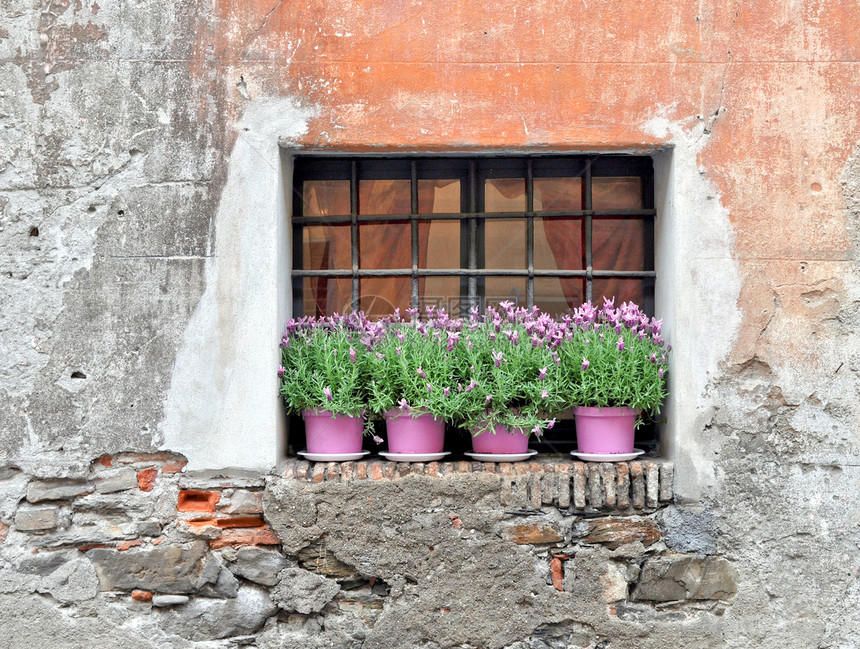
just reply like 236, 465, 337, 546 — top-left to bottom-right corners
1, 0, 860, 647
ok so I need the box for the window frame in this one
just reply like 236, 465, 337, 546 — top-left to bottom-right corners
291, 154, 656, 318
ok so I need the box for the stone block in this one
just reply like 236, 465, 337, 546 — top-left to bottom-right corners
231, 547, 289, 586
95, 468, 139, 494
156, 586, 277, 640
15, 506, 59, 531
272, 566, 341, 614
644, 461, 660, 508
572, 463, 586, 509
87, 540, 208, 593
26, 480, 93, 503
502, 523, 563, 545
632, 556, 738, 602
581, 517, 661, 550
616, 463, 630, 509
630, 462, 645, 509
216, 490, 263, 514
152, 594, 189, 607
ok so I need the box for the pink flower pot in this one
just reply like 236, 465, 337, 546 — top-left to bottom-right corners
471, 425, 530, 454
573, 406, 637, 454
303, 409, 364, 454
384, 409, 445, 454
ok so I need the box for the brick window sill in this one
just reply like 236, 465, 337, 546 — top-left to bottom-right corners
282, 455, 673, 513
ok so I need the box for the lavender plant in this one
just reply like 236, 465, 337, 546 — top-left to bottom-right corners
557, 298, 669, 415
278, 313, 376, 419
367, 307, 466, 422
453, 301, 567, 437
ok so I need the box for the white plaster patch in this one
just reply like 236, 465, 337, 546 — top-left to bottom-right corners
645, 110, 742, 502
159, 97, 315, 471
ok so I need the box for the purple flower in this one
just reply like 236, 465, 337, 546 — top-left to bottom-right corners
617, 337, 625, 352
396, 346, 402, 356
417, 367, 427, 379
581, 357, 590, 371
323, 386, 333, 402
349, 347, 357, 364
541, 389, 549, 399
447, 331, 460, 351
277, 365, 285, 378
511, 330, 520, 346
376, 352, 385, 359
492, 350, 504, 368
443, 387, 450, 397
398, 398, 409, 410
546, 419, 556, 430
658, 367, 664, 378
465, 380, 478, 393
373, 435, 384, 445
485, 394, 493, 405
650, 353, 657, 363
426, 383, 433, 393
538, 367, 547, 380
531, 425, 541, 435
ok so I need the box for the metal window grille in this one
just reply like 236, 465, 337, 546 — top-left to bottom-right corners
292, 155, 656, 318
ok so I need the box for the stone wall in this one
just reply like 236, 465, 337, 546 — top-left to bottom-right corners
3, 453, 745, 648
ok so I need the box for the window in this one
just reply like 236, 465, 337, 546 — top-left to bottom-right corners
290, 155, 658, 453
292, 156, 655, 319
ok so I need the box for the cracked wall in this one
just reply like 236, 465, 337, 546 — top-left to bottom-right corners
1, 0, 860, 647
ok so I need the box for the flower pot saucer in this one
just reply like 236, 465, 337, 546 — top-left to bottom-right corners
570, 449, 645, 462
379, 451, 450, 462
465, 450, 537, 463
298, 450, 370, 462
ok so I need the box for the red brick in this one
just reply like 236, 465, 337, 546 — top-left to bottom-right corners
456, 461, 471, 473
582, 517, 660, 549
161, 459, 188, 474
383, 462, 396, 479
214, 515, 265, 529
117, 540, 143, 551
311, 464, 326, 484
177, 490, 221, 512
136, 467, 158, 492
355, 461, 368, 480
209, 526, 280, 549
325, 462, 340, 481
426, 462, 440, 477
368, 461, 384, 481
0, 521, 8, 543
550, 556, 564, 592
152, 536, 165, 545
283, 460, 298, 479
97, 455, 112, 468
498, 462, 514, 475
131, 589, 152, 602
502, 523, 563, 545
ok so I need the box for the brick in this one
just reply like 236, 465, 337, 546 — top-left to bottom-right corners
325, 462, 340, 481
283, 460, 297, 479
528, 461, 542, 474
498, 462, 515, 476
296, 461, 310, 480
27, 480, 94, 503
177, 490, 221, 512
502, 523, 563, 545
659, 463, 674, 502
540, 472, 557, 505
556, 463, 571, 509
645, 461, 660, 507
440, 462, 455, 475
114, 451, 182, 465
340, 461, 354, 481
602, 463, 617, 509
14, 507, 58, 531
136, 468, 158, 492
426, 462, 440, 477
131, 589, 153, 602
368, 461, 384, 481
411, 462, 425, 475
310, 464, 326, 484
161, 459, 188, 474
397, 463, 411, 478
355, 461, 368, 480
572, 463, 586, 509
550, 556, 564, 592
528, 473, 542, 510
456, 461, 471, 473
500, 476, 514, 506
583, 517, 661, 549
117, 540, 143, 551
382, 462, 396, 479
616, 463, 630, 509
588, 464, 603, 509
630, 462, 645, 509
209, 526, 280, 549
480, 462, 496, 474
515, 462, 530, 475
97, 455, 112, 468
0, 521, 8, 542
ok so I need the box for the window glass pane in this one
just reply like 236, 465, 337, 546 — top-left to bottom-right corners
360, 277, 411, 319
534, 217, 584, 270
593, 218, 649, 271
484, 276, 527, 308
302, 277, 352, 317
303, 180, 350, 216
302, 225, 351, 270
359, 179, 411, 215
592, 279, 646, 310
359, 223, 411, 270
485, 219, 526, 269
419, 179, 460, 213
422, 220, 460, 269
534, 277, 584, 316
592, 177, 643, 210
420, 276, 461, 316
485, 178, 526, 212
535, 177, 582, 211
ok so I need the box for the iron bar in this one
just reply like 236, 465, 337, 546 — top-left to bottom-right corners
410, 161, 419, 310
293, 268, 656, 279
526, 159, 535, 308
584, 159, 593, 304
292, 209, 656, 225
350, 160, 359, 312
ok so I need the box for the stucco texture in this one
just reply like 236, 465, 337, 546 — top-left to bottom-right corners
1, 0, 859, 647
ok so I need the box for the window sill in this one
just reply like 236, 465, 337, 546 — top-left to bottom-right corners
282, 455, 673, 512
